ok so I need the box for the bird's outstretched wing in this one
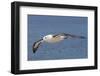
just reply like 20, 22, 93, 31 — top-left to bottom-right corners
32, 39, 43, 53
53, 33, 86, 39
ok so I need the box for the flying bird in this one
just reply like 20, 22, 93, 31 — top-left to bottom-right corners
32, 33, 86, 53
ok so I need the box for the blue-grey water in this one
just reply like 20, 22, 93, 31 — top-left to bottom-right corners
28, 15, 88, 61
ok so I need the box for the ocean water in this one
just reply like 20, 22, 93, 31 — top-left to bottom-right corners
28, 15, 88, 61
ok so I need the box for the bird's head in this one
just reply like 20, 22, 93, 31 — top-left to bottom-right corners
43, 34, 53, 41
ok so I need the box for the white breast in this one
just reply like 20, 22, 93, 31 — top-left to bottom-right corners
45, 36, 64, 43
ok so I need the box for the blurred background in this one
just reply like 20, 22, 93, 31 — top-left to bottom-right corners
28, 15, 88, 60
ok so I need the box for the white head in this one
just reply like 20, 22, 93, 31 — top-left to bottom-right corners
43, 34, 53, 41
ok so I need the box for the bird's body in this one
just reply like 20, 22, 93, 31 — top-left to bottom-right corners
32, 33, 86, 53
43, 35, 65, 43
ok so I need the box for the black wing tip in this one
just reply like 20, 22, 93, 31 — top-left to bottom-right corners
32, 39, 43, 54
80, 36, 86, 39
33, 50, 36, 53
61, 33, 87, 39
32, 47, 37, 53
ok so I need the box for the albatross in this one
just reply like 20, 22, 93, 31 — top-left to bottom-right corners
32, 33, 86, 53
